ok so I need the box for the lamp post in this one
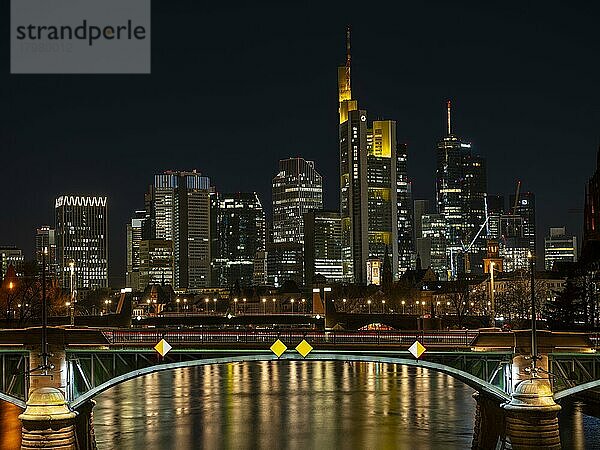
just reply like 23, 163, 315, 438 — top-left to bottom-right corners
234, 298, 238, 314
323, 287, 332, 316
213, 298, 217, 313
528, 251, 539, 377
176, 298, 180, 313
382, 300, 386, 314
367, 299, 372, 314
243, 298, 246, 314
262, 298, 266, 314
301, 298, 306, 313
343, 298, 347, 312
401, 300, 405, 314
205, 298, 209, 313
489, 261, 495, 326
272, 298, 276, 313
290, 298, 294, 314
41, 247, 49, 373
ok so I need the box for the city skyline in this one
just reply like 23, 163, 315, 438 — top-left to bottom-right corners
1, 3, 599, 284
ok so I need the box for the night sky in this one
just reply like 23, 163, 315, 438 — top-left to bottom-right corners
1, 2, 598, 286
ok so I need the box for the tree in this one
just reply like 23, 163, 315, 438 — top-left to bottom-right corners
543, 279, 583, 329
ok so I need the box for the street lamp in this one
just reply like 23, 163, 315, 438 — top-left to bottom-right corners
290, 298, 294, 314
243, 298, 247, 314
367, 299, 372, 314
205, 298, 209, 313
176, 298, 180, 313
69, 261, 76, 326
301, 298, 306, 313
272, 298, 276, 313
343, 298, 347, 312
382, 300, 386, 314
213, 298, 217, 313
401, 300, 405, 314
489, 261, 496, 326
528, 251, 539, 377
234, 298, 238, 314
262, 298, 266, 314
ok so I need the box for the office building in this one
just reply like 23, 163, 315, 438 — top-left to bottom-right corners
272, 158, 322, 245
544, 227, 577, 270
35, 226, 57, 274
265, 242, 304, 287
0, 247, 24, 280
435, 101, 488, 278
126, 210, 147, 289
214, 192, 266, 288
149, 170, 214, 290
338, 29, 404, 283
421, 214, 447, 280
304, 210, 343, 284
139, 239, 174, 288
55, 195, 108, 289
509, 191, 536, 254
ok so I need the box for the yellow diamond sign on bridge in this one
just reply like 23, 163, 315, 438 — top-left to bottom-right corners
295, 340, 313, 358
154, 339, 172, 357
270, 339, 287, 358
408, 341, 426, 359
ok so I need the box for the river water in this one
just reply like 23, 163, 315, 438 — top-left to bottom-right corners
1, 361, 599, 449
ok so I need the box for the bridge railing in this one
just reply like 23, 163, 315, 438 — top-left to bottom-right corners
101, 330, 479, 347
589, 333, 600, 349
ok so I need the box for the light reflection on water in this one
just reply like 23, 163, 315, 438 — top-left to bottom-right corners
1, 361, 599, 449
93, 361, 476, 449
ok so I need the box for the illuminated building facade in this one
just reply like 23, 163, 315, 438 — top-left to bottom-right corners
55, 195, 108, 289
544, 227, 577, 270
35, 226, 57, 275
214, 192, 266, 288
338, 29, 405, 283
303, 210, 343, 284
0, 247, 24, 280
421, 213, 447, 279
149, 171, 214, 290
509, 191, 536, 254
266, 242, 304, 287
272, 158, 322, 245
139, 239, 174, 288
126, 210, 146, 289
435, 102, 487, 277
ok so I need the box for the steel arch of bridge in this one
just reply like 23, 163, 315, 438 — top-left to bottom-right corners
67, 351, 513, 409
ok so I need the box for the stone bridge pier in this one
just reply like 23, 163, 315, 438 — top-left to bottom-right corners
471, 354, 561, 450
18, 343, 96, 450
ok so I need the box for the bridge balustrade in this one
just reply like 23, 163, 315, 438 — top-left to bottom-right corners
101, 330, 478, 347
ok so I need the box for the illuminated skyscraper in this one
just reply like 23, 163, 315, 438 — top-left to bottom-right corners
139, 239, 174, 287
214, 192, 266, 287
149, 171, 214, 290
55, 195, 108, 289
544, 227, 577, 270
421, 214, 447, 279
304, 210, 343, 284
338, 28, 405, 283
35, 226, 57, 275
272, 158, 323, 245
126, 210, 146, 290
509, 191, 536, 255
435, 101, 487, 278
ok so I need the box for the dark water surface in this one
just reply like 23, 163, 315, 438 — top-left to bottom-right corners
1, 361, 599, 449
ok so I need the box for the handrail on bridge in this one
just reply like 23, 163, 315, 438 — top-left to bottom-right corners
100, 329, 479, 347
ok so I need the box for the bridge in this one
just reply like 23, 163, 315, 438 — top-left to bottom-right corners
1, 327, 599, 449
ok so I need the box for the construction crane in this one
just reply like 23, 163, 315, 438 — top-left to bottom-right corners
512, 180, 521, 215
450, 194, 491, 278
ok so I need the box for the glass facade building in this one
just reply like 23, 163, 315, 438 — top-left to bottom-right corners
55, 195, 108, 289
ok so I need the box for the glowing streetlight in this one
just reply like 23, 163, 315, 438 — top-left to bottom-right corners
367, 299, 372, 314
262, 298, 266, 314
290, 298, 294, 314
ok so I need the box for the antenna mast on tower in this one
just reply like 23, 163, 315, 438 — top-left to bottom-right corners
345, 26, 351, 94
447, 100, 452, 135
